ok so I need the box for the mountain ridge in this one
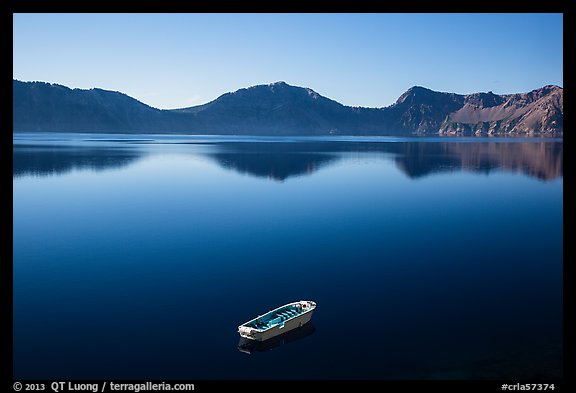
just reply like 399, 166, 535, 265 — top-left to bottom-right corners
13, 80, 563, 136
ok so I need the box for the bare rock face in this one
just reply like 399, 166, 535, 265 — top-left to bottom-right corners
439, 85, 563, 136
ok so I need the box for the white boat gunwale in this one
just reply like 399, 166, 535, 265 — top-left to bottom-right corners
238, 300, 316, 341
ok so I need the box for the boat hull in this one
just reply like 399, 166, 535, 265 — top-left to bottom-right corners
238, 300, 316, 342
238, 322, 316, 353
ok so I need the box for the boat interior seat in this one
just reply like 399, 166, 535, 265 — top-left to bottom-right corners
250, 306, 305, 330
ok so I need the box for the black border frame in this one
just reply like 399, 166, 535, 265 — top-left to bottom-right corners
4, 3, 573, 392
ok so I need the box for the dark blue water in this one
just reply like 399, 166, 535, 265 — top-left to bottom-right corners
13, 133, 563, 379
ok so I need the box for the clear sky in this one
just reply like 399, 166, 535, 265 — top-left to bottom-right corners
13, 13, 563, 110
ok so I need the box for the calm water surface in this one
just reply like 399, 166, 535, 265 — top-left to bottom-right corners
13, 133, 563, 379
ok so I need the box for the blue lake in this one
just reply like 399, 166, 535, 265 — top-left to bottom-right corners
13, 133, 563, 379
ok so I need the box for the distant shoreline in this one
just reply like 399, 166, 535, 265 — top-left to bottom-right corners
12, 132, 563, 144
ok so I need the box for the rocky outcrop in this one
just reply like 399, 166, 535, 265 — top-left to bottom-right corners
439, 85, 563, 136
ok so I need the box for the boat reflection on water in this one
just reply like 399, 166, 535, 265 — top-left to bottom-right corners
237, 323, 316, 354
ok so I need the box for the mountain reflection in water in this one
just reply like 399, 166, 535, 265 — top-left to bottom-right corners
13, 145, 143, 178
208, 142, 339, 182
393, 141, 563, 180
13, 139, 563, 181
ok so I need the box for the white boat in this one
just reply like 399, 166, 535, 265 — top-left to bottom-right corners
238, 300, 316, 341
